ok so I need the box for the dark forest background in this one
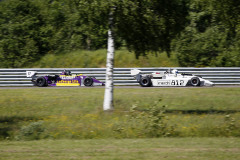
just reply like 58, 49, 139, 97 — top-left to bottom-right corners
0, 0, 240, 67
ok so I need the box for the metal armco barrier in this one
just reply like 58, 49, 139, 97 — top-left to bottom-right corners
0, 67, 240, 86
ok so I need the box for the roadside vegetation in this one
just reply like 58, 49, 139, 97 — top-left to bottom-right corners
1, 138, 240, 160
27, 49, 179, 68
0, 88, 239, 140
1, 0, 240, 68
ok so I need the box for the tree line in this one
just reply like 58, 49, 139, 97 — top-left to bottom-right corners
0, 0, 239, 67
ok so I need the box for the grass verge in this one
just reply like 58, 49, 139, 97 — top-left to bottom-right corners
0, 87, 240, 140
0, 138, 240, 160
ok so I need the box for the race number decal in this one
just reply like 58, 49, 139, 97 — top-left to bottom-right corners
171, 80, 184, 86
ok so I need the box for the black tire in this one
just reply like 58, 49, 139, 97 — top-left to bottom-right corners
139, 76, 152, 87
83, 77, 93, 86
36, 77, 47, 87
190, 77, 200, 86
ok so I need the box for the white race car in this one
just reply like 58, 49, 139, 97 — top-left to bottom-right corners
131, 69, 214, 87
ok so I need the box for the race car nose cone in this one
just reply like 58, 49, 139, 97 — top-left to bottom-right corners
205, 80, 214, 86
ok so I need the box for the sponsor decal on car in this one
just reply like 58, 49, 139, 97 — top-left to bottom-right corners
60, 75, 78, 79
158, 80, 170, 85
56, 80, 80, 86
57, 80, 79, 83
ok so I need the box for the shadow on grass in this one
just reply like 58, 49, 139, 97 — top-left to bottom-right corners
0, 116, 40, 139
129, 108, 240, 114
165, 109, 240, 114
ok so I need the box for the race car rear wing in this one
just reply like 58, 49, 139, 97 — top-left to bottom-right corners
26, 71, 37, 77
131, 69, 141, 76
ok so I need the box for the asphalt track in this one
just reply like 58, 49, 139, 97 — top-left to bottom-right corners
0, 85, 240, 89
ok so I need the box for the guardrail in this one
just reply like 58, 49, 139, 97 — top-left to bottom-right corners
0, 67, 240, 86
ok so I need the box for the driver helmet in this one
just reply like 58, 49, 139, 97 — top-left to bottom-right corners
172, 69, 178, 75
61, 69, 67, 75
66, 70, 71, 75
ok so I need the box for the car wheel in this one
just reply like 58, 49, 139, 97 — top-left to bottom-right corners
83, 77, 93, 86
36, 77, 46, 87
190, 77, 200, 86
139, 76, 152, 87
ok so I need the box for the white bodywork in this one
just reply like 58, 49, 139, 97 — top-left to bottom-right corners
131, 69, 214, 87
26, 71, 37, 77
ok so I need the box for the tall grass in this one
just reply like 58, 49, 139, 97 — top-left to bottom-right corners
28, 49, 179, 68
0, 88, 240, 140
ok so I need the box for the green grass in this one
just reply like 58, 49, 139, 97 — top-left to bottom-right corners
0, 138, 240, 160
1, 88, 239, 117
0, 87, 240, 140
27, 49, 179, 68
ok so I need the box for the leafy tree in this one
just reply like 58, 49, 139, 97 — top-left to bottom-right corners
0, 0, 109, 67
115, 0, 189, 58
212, 0, 240, 38
0, 0, 44, 67
211, 0, 240, 66
0, 0, 190, 67
174, 0, 240, 67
